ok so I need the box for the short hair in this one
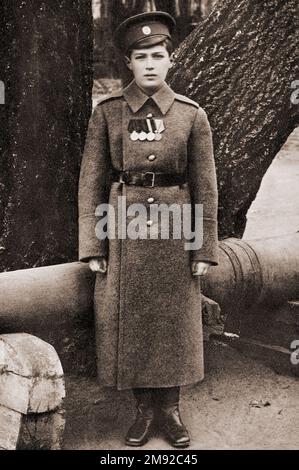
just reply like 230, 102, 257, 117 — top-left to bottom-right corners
127, 38, 174, 58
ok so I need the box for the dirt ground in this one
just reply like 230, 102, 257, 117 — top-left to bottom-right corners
63, 342, 299, 450
63, 128, 299, 450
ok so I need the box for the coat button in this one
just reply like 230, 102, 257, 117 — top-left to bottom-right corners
147, 197, 155, 204
148, 154, 156, 161
147, 220, 153, 227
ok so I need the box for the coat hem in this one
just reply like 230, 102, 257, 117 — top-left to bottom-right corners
97, 376, 205, 391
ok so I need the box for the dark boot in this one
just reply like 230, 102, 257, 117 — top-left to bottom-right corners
154, 387, 190, 448
125, 388, 155, 447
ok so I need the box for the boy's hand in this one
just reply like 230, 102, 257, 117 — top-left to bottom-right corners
191, 261, 212, 276
89, 257, 108, 274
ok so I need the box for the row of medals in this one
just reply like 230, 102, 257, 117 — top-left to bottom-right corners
129, 118, 165, 142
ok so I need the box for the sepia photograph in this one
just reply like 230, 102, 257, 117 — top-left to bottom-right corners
0, 0, 298, 458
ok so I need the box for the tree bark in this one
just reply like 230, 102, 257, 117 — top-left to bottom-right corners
0, 0, 298, 271
0, 0, 93, 271
168, 0, 299, 238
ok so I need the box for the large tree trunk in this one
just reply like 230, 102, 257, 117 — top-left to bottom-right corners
0, 0, 93, 271
168, 0, 298, 238
0, 1, 298, 271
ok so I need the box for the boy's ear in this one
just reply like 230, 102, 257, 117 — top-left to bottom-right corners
169, 52, 175, 68
124, 55, 132, 70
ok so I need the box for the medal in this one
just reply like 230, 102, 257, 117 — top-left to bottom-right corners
128, 120, 135, 140
128, 120, 141, 141
128, 118, 165, 142
138, 119, 148, 141
146, 119, 156, 141
130, 131, 139, 141
139, 131, 147, 141
154, 119, 165, 141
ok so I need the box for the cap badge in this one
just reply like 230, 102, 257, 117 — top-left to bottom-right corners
142, 26, 151, 35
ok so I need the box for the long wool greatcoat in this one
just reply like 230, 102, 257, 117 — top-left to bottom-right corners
78, 80, 219, 390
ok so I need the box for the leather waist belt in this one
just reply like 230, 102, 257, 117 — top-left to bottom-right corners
112, 171, 186, 188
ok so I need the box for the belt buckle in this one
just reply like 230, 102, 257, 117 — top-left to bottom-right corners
143, 172, 155, 188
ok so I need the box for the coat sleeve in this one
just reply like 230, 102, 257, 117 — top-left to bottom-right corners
78, 104, 112, 262
187, 107, 219, 266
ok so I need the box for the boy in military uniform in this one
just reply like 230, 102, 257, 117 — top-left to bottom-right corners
79, 11, 219, 448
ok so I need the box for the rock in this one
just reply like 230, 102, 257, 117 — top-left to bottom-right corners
18, 409, 66, 450
0, 406, 22, 451
0, 333, 65, 450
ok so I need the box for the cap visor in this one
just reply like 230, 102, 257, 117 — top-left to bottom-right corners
128, 34, 170, 52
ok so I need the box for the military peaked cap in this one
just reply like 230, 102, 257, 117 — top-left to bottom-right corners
114, 11, 176, 55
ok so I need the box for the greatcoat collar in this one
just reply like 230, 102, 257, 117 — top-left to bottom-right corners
123, 80, 175, 115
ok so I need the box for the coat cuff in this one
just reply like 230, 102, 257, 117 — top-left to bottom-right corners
190, 218, 219, 266
78, 214, 108, 262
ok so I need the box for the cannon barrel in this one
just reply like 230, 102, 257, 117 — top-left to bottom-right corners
202, 233, 299, 310
0, 262, 96, 375
0, 234, 298, 372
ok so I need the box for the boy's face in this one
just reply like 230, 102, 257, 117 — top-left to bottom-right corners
126, 44, 173, 93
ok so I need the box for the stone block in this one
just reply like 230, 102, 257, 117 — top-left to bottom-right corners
0, 333, 66, 450
0, 405, 22, 450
